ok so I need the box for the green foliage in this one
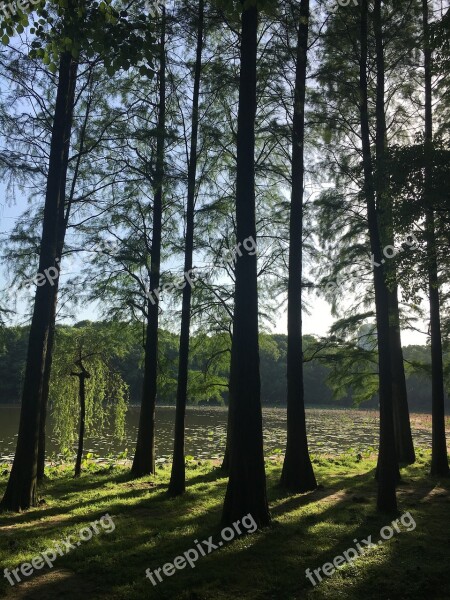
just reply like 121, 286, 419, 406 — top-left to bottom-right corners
49, 323, 129, 454
1, 0, 157, 77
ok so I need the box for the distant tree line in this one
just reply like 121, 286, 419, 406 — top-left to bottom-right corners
0, 322, 445, 412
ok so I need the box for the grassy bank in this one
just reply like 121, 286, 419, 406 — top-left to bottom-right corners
1, 450, 449, 600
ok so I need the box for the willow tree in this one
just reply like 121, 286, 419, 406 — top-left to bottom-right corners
49, 325, 128, 477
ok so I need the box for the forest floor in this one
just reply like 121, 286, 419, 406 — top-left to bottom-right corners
0, 449, 449, 600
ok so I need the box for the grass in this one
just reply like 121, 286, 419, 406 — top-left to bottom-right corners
0, 449, 449, 600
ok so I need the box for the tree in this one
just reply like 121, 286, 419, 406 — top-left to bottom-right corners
358, 0, 398, 512
312, 0, 418, 468
169, 0, 205, 496
132, 8, 167, 478
49, 324, 128, 477
373, 0, 415, 466
280, 0, 317, 493
222, 1, 270, 527
0, 46, 78, 511
422, 0, 449, 477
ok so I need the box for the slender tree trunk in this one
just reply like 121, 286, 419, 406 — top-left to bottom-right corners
73, 367, 90, 478
373, 0, 415, 466
359, 0, 398, 512
422, 0, 449, 477
132, 12, 166, 478
280, 0, 316, 493
221, 3, 270, 527
0, 52, 78, 512
169, 0, 204, 497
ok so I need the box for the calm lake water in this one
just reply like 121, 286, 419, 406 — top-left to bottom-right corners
0, 405, 435, 464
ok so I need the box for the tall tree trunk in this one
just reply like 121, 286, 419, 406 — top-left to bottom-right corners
422, 0, 449, 477
0, 52, 78, 512
37, 59, 79, 481
169, 0, 204, 497
221, 3, 270, 527
359, 0, 398, 512
373, 0, 415, 466
280, 0, 316, 493
131, 11, 166, 478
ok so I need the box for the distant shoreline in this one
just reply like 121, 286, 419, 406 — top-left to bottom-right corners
0, 403, 442, 415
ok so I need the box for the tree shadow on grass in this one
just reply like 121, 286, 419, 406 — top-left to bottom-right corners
1, 465, 446, 600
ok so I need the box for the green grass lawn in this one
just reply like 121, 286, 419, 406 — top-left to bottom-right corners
1, 449, 449, 600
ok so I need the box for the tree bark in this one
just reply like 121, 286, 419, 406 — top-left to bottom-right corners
373, 0, 415, 466
280, 0, 316, 493
131, 11, 166, 478
221, 3, 270, 527
0, 51, 78, 512
422, 0, 449, 477
169, 0, 204, 496
359, 0, 398, 512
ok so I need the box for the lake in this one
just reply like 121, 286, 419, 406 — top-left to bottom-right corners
0, 405, 439, 465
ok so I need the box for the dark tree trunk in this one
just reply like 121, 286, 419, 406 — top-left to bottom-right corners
37, 58, 78, 481
73, 366, 90, 478
169, 0, 204, 497
0, 52, 78, 512
359, 0, 398, 512
422, 0, 449, 477
132, 12, 166, 478
280, 0, 316, 493
221, 444, 229, 471
221, 3, 270, 527
373, 0, 415, 466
